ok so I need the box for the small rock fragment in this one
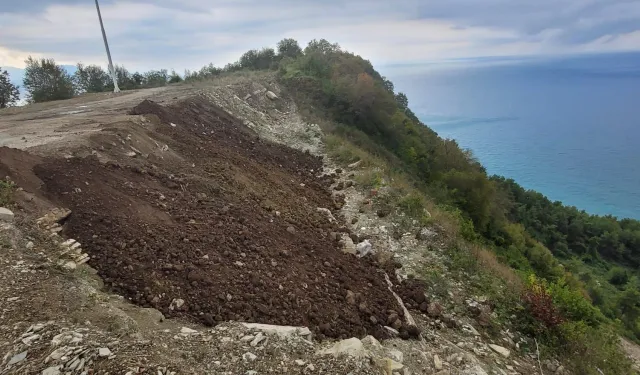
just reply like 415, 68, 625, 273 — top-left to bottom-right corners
243, 352, 257, 361
434, 354, 443, 370
98, 348, 112, 357
180, 327, 198, 335
488, 344, 510, 358
295, 359, 306, 366
8, 351, 27, 365
0, 207, 14, 223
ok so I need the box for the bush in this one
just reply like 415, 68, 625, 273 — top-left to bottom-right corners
522, 275, 565, 332
0, 180, 15, 206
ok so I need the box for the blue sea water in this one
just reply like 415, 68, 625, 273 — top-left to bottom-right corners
388, 53, 640, 220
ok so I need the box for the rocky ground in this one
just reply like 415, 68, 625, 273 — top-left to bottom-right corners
1, 72, 637, 374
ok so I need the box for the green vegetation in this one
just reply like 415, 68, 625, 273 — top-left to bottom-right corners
0, 67, 20, 108
182, 37, 638, 373
14, 37, 636, 372
23, 57, 75, 103
0, 180, 15, 207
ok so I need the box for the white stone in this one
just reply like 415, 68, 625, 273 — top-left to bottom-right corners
42, 366, 62, 375
361, 335, 382, 349
462, 365, 489, 375
25, 241, 34, 249
250, 332, 264, 347
241, 323, 311, 337
488, 344, 510, 358
347, 160, 362, 168
317, 338, 367, 358
243, 352, 257, 361
98, 348, 112, 357
8, 351, 27, 365
0, 207, 14, 223
180, 327, 198, 334
389, 349, 403, 363
265, 91, 278, 100
434, 354, 443, 370
356, 240, 373, 257
295, 359, 306, 366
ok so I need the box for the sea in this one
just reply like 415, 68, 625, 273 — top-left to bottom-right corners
387, 52, 640, 220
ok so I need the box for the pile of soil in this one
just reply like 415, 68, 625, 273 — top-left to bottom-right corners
32, 97, 410, 339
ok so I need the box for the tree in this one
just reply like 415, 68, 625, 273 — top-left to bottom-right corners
0, 68, 20, 108
395, 92, 408, 110
23, 57, 75, 103
381, 76, 394, 94
239, 48, 276, 70
168, 70, 182, 83
74, 63, 109, 93
304, 39, 341, 55
112, 65, 138, 90
277, 38, 302, 59
143, 69, 168, 87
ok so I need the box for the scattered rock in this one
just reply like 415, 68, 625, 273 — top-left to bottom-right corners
356, 239, 373, 257
169, 298, 185, 310
346, 290, 357, 305
295, 359, 306, 366
488, 344, 510, 358
427, 302, 443, 318
42, 366, 62, 375
180, 327, 198, 335
8, 350, 27, 365
316, 207, 336, 223
25, 241, 34, 249
243, 352, 257, 361
317, 337, 367, 358
462, 364, 489, 375
347, 160, 362, 168
434, 354, 443, 370
250, 332, 265, 347
0, 207, 14, 223
416, 227, 436, 240
265, 91, 278, 100
98, 347, 112, 357
240, 323, 311, 337
286, 226, 296, 234
340, 234, 357, 255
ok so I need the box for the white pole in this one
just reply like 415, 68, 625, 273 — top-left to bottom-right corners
94, 0, 120, 93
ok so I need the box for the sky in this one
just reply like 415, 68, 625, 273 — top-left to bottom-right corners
1, 0, 640, 74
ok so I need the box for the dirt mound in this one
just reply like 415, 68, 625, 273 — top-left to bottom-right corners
33, 97, 407, 339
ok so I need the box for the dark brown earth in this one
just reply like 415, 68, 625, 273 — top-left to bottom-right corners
25, 97, 413, 339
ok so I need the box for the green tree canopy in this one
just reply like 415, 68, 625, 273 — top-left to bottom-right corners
0, 68, 20, 108
23, 57, 75, 103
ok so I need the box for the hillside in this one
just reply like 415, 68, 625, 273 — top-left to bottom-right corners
0, 38, 638, 375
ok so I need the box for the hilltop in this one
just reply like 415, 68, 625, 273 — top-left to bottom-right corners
0, 38, 638, 375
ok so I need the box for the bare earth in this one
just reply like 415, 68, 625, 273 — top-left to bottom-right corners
1, 73, 625, 374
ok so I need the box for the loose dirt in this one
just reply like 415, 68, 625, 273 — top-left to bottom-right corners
28, 97, 408, 340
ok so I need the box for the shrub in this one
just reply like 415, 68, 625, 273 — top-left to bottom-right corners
522, 274, 565, 331
0, 180, 15, 206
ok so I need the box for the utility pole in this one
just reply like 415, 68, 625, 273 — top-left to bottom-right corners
94, 0, 120, 92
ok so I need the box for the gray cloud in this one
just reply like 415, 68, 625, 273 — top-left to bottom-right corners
1, 0, 639, 70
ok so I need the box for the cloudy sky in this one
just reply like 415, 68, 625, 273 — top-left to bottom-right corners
1, 0, 640, 73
